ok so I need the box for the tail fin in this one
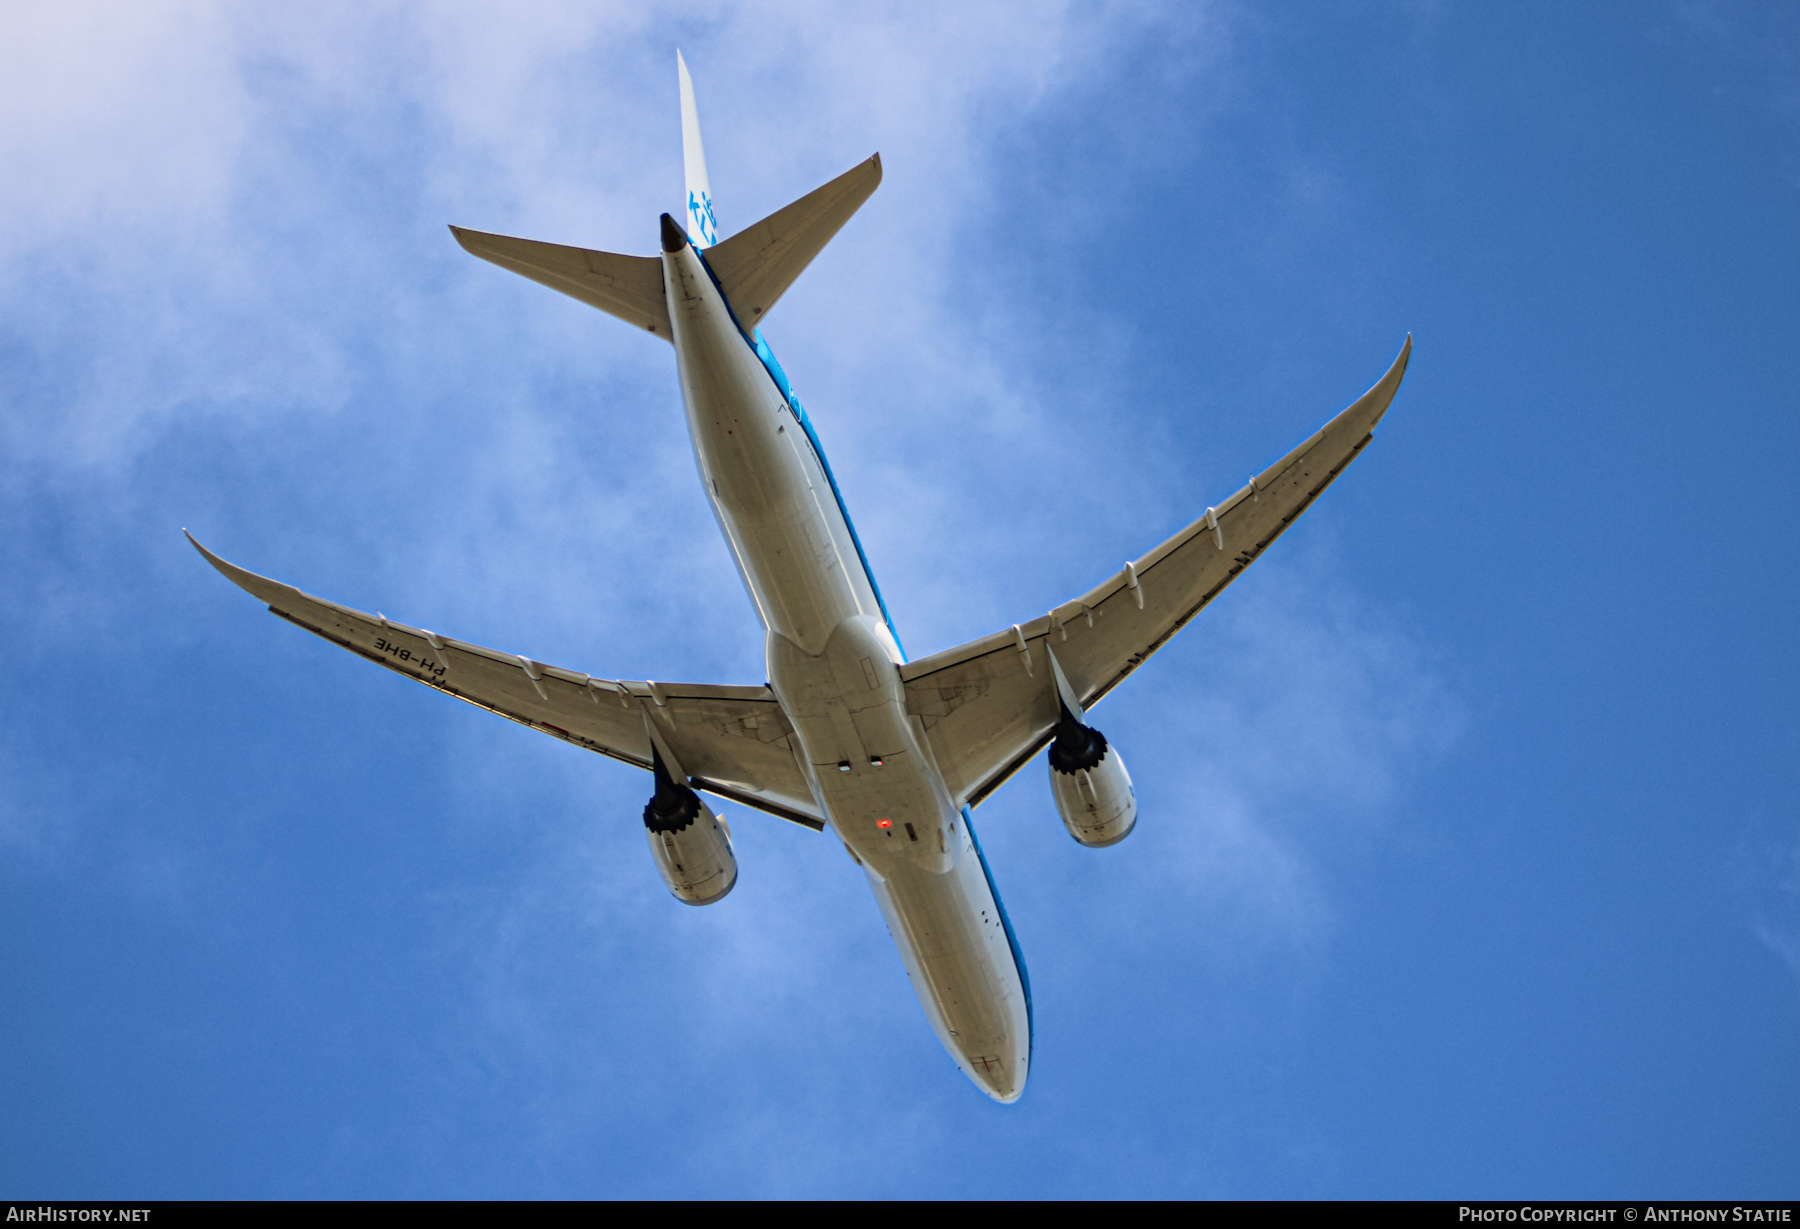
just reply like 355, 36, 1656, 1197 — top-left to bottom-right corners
677, 50, 719, 247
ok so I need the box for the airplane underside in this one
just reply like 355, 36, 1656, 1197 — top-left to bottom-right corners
189, 51, 1409, 1103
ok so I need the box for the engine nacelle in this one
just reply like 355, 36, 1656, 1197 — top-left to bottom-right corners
643, 751, 737, 905
1047, 708, 1137, 848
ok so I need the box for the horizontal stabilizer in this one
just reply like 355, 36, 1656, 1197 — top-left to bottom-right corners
449, 226, 673, 341
707, 154, 881, 328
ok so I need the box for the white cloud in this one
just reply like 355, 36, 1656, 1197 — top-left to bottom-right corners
0, 1, 249, 244
0, 0, 1226, 458
1749, 829, 1800, 986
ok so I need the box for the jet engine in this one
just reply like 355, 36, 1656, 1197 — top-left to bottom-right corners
642, 746, 738, 905
1047, 700, 1137, 848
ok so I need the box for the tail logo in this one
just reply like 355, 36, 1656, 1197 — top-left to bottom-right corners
688, 189, 718, 248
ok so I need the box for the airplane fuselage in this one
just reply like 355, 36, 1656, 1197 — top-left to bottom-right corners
660, 223, 1031, 1102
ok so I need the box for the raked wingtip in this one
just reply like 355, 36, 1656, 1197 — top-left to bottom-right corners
1330, 336, 1414, 437
1377, 334, 1413, 397
185, 528, 238, 579
184, 530, 290, 606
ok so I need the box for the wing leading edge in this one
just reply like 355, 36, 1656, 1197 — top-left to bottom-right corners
186, 535, 823, 830
901, 338, 1412, 809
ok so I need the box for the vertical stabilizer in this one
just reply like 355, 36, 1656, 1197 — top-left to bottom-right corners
676, 49, 718, 247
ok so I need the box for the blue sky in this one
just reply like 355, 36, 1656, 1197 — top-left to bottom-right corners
2, 0, 1796, 1199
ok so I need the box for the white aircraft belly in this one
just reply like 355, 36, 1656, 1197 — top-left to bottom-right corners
662, 234, 1031, 1102
664, 242, 868, 654
867, 825, 1031, 1103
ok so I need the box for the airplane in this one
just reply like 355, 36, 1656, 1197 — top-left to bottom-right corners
188, 51, 1411, 1104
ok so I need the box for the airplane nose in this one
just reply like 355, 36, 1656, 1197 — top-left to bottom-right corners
965, 1052, 1027, 1104
975, 1069, 1024, 1104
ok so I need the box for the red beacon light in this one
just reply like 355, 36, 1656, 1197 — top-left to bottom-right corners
877, 819, 893, 829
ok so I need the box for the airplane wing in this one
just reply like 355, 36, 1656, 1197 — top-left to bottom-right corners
901, 338, 1412, 809
187, 535, 824, 830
